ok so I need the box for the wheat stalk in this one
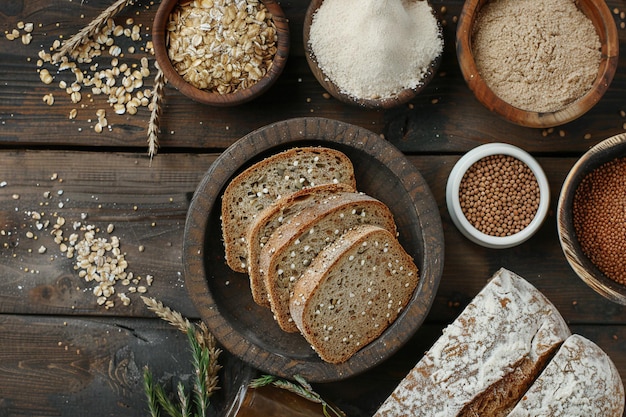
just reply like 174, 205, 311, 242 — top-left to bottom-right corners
52, 0, 134, 63
141, 296, 191, 333
141, 296, 222, 406
148, 63, 166, 161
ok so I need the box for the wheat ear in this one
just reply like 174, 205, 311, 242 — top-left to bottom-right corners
52, 0, 134, 63
148, 63, 166, 161
141, 296, 191, 333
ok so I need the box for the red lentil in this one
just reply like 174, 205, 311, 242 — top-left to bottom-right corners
573, 157, 626, 284
459, 154, 540, 237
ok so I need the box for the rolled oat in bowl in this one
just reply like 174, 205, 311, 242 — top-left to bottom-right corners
166, 0, 278, 95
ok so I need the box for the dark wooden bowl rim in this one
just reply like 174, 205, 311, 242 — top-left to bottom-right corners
183, 117, 445, 382
153, 0, 290, 107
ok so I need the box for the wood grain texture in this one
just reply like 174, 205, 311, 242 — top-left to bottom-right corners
1, 0, 624, 151
1, 0, 626, 415
1, 150, 625, 325
0, 315, 192, 417
1, 315, 624, 417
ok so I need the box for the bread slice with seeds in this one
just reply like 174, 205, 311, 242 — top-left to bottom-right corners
246, 183, 356, 307
260, 193, 398, 332
221, 147, 356, 273
373, 268, 571, 417
290, 225, 419, 364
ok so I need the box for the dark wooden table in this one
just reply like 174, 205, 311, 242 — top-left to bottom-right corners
1, 1, 625, 416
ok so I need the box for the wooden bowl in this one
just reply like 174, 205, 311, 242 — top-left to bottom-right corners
183, 117, 444, 382
152, 0, 289, 106
456, 0, 619, 128
557, 133, 626, 305
303, 0, 443, 109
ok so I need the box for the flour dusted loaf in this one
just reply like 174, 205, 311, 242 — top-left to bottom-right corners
507, 334, 624, 417
374, 268, 571, 417
246, 183, 355, 307
290, 225, 419, 364
260, 193, 398, 332
221, 147, 356, 272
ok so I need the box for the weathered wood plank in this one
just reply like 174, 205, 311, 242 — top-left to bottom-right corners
1, 315, 625, 417
1, 0, 624, 151
0, 151, 213, 318
1, 150, 624, 326
0, 315, 192, 417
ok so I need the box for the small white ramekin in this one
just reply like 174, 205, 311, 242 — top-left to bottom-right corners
446, 143, 550, 249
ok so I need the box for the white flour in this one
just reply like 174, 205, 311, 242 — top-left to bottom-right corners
309, 0, 443, 100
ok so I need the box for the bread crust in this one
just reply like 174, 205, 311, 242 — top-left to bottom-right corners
245, 183, 355, 307
260, 193, 397, 332
290, 225, 419, 363
507, 334, 625, 417
221, 147, 356, 273
373, 268, 571, 417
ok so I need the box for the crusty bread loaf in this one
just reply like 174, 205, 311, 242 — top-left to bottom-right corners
507, 334, 624, 417
221, 147, 356, 273
290, 225, 419, 364
260, 193, 398, 332
246, 183, 355, 307
373, 268, 571, 417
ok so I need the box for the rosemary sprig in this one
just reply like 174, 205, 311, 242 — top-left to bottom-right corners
177, 381, 191, 417
249, 374, 347, 417
189, 327, 210, 417
148, 63, 166, 161
52, 0, 134, 63
142, 297, 222, 417
143, 367, 161, 417
155, 382, 183, 417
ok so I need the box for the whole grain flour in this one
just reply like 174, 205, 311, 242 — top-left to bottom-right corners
472, 0, 601, 113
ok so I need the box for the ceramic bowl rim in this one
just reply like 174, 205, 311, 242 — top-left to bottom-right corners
446, 143, 550, 249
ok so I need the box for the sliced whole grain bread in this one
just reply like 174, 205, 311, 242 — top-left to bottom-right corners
246, 183, 356, 307
221, 147, 356, 273
373, 268, 571, 417
506, 334, 624, 417
290, 225, 420, 364
260, 193, 398, 332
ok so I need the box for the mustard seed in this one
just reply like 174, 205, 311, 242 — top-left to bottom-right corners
573, 157, 626, 285
459, 155, 540, 237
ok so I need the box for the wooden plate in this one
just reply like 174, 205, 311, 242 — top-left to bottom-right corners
183, 117, 444, 382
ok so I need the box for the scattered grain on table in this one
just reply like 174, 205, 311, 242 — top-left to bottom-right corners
0, 172, 157, 309
12, 3, 159, 133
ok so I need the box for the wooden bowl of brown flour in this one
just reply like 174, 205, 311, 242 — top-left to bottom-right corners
456, 0, 618, 128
